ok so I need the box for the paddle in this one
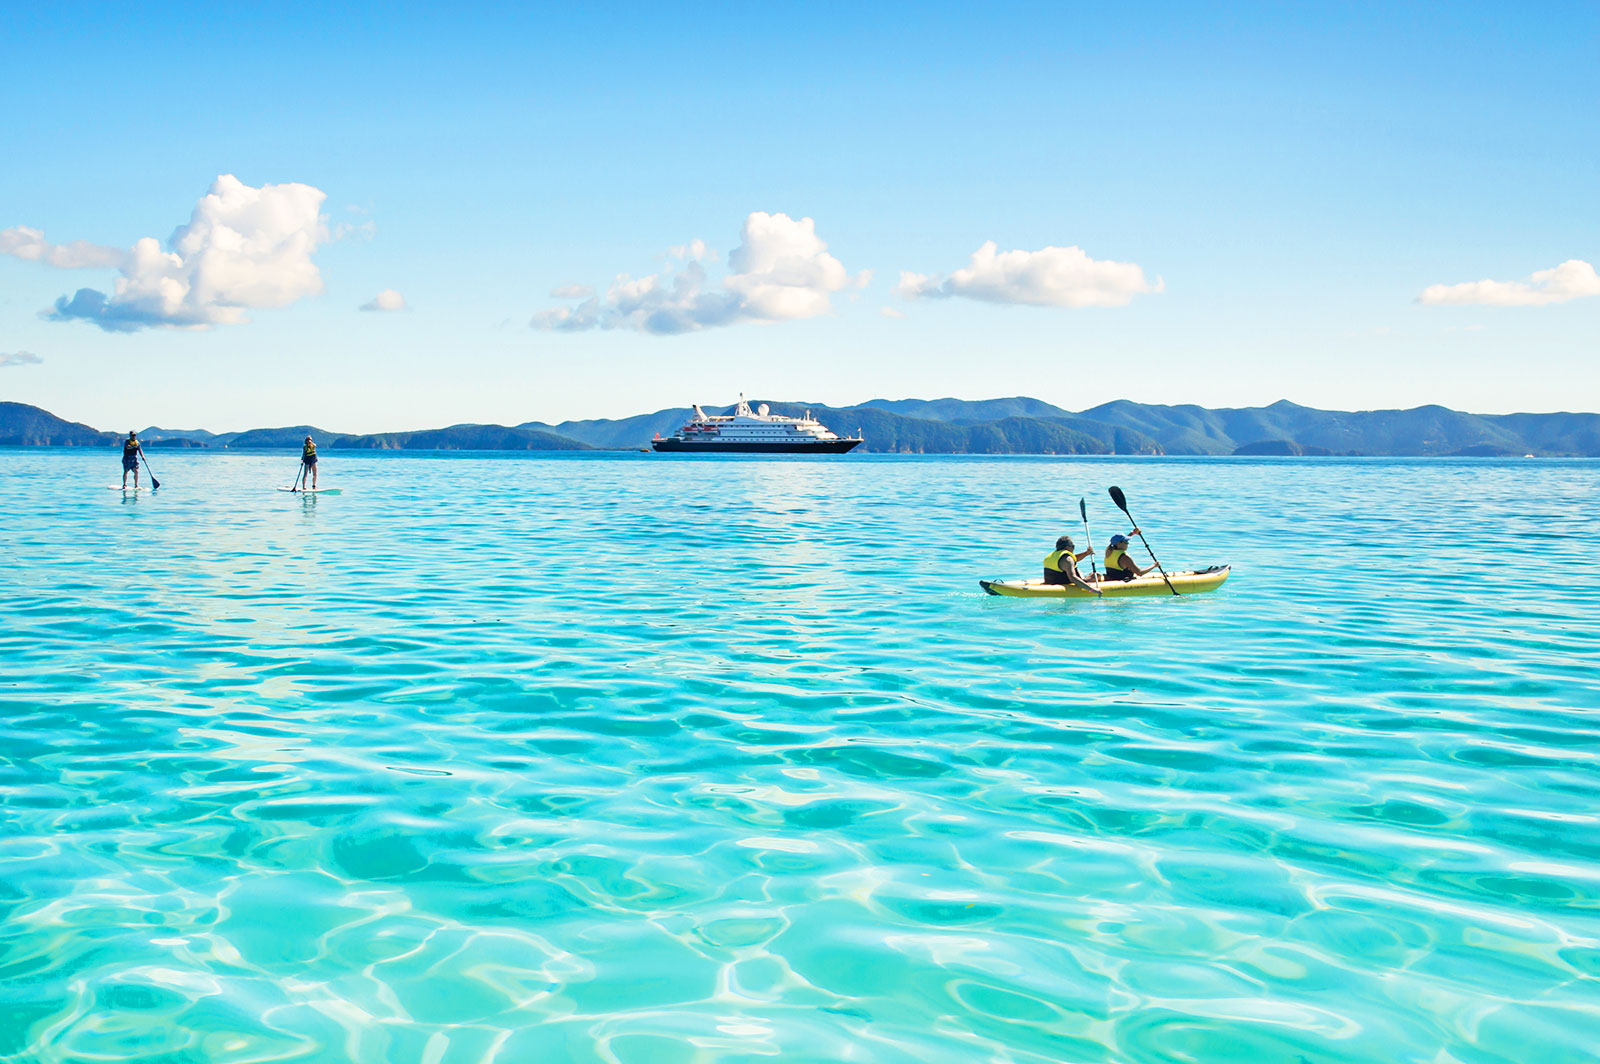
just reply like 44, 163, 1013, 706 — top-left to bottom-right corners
1108, 485, 1178, 596
1079, 497, 1099, 582
139, 448, 160, 491
289, 457, 305, 493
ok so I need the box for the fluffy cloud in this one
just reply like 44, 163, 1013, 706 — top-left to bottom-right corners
0, 227, 124, 269
549, 283, 594, 300
9, 174, 329, 332
1417, 259, 1600, 307
896, 241, 1162, 307
0, 350, 43, 368
533, 211, 866, 335
360, 288, 407, 312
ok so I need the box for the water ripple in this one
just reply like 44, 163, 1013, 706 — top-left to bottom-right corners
1, 451, 1597, 1062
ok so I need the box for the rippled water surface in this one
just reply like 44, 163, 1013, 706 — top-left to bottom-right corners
3, 450, 1598, 1063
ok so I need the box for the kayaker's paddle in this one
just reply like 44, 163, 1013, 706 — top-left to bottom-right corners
1079, 497, 1099, 582
139, 449, 160, 491
1108, 485, 1178, 596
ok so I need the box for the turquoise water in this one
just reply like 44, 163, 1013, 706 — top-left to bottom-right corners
3, 449, 1598, 1063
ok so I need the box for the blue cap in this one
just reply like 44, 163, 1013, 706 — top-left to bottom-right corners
1110, 534, 1129, 546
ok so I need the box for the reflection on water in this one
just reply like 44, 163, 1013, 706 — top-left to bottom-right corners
1, 450, 1598, 1062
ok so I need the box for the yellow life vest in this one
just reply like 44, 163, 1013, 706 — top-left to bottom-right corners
124, 438, 139, 457
303, 441, 317, 460
1043, 549, 1072, 573
1105, 547, 1130, 572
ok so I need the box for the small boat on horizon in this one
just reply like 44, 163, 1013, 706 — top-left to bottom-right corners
651, 396, 864, 454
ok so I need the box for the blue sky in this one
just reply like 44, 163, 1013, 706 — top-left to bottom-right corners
2, 2, 1596, 433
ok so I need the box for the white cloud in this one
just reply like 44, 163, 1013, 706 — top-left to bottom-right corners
896, 241, 1162, 307
880, 306, 906, 319
0, 350, 43, 368
360, 288, 408, 312
533, 211, 866, 335
1417, 259, 1600, 307
333, 219, 376, 242
19, 174, 329, 332
549, 283, 594, 300
668, 238, 716, 262
0, 226, 125, 269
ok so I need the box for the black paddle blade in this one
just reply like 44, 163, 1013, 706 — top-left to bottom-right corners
1108, 485, 1128, 512
1079, 498, 1087, 521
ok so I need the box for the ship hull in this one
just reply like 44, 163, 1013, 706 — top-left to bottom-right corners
651, 438, 862, 454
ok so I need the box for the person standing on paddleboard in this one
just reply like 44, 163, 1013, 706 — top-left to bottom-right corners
120, 431, 144, 490
301, 435, 319, 490
1104, 532, 1153, 582
1043, 536, 1103, 596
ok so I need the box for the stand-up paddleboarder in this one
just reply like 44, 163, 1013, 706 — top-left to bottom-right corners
301, 435, 319, 490
120, 431, 144, 490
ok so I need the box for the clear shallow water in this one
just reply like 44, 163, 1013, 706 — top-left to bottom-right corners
2, 449, 1598, 1064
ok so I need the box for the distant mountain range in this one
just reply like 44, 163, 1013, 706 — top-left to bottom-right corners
527, 397, 1600, 456
333, 424, 591, 451
3, 398, 1597, 456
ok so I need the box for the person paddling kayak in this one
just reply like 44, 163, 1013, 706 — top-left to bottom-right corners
1043, 536, 1103, 596
1104, 532, 1153, 582
120, 431, 144, 490
300, 435, 319, 490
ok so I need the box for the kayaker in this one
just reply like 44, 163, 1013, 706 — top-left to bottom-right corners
120, 431, 143, 490
1104, 532, 1153, 582
301, 435, 319, 489
1043, 536, 1102, 596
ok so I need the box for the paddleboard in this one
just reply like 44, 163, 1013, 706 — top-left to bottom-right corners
277, 487, 343, 495
107, 485, 148, 491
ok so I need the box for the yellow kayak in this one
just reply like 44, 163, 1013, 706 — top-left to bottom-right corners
979, 565, 1231, 598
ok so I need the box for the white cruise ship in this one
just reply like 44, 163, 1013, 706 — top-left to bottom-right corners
651, 396, 864, 454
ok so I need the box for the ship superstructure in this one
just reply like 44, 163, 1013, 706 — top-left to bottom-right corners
651, 396, 864, 454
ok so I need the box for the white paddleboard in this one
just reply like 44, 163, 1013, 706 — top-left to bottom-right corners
108, 485, 148, 491
277, 487, 343, 495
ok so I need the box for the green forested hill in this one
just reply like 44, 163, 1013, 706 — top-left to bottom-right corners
756, 403, 1162, 454
857, 396, 1072, 422
522, 409, 694, 449
1484, 412, 1600, 456
0, 402, 116, 446
225, 426, 340, 448
331, 424, 592, 450
1074, 399, 1579, 456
